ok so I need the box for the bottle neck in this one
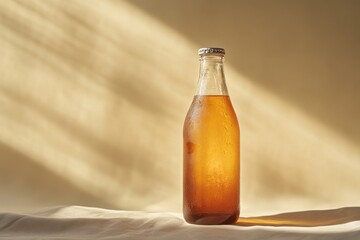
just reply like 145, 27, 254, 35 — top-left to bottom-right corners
196, 55, 228, 96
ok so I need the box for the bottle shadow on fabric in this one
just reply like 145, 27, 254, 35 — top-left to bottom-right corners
237, 207, 360, 227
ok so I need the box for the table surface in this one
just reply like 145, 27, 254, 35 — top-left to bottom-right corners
0, 206, 360, 240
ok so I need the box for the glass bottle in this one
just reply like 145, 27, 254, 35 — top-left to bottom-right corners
183, 48, 240, 225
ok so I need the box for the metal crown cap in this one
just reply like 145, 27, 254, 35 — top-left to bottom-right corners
198, 47, 225, 56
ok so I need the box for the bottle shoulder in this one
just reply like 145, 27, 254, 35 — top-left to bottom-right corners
184, 95, 239, 126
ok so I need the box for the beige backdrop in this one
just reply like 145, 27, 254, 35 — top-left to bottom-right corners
0, 0, 359, 216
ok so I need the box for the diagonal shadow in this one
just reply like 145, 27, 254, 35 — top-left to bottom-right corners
0, 141, 116, 211
0, 0, 178, 118
237, 207, 360, 227
129, 0, 360, 145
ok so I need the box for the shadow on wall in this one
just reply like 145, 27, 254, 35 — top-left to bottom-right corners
0, 0, 189, 212
0, 141, 113, 211
130, 0, 360, 144
0, 0, 359, 214
128, 0, 360, 213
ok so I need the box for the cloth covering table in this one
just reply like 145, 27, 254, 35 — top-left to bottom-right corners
0, 206, 360, 240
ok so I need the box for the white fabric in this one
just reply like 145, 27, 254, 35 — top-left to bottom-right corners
0, 206, 360, 240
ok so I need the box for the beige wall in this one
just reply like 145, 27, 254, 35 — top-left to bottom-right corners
0, 0, 359, 216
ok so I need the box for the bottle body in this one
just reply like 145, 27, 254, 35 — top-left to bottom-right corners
183, 48, 240, 225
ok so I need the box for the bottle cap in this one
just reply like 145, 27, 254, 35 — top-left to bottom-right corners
198, 47, 225, 56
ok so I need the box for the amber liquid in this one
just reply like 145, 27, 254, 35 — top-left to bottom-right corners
183, 95, 240, 225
